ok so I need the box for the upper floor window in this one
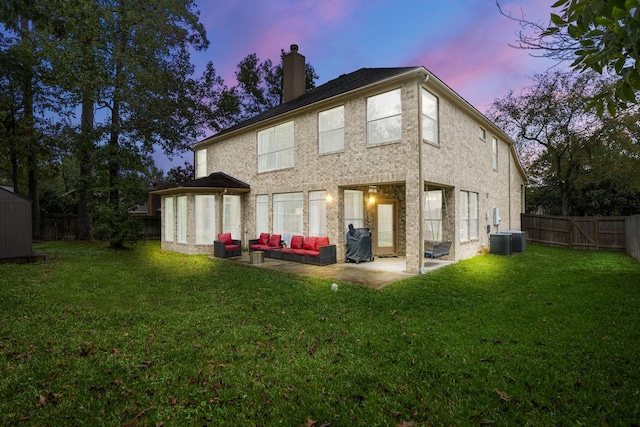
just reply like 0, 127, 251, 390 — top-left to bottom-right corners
195, 149, 207, 178
367, 88, 402, 145
258, 121, 294, 172
319, 106, 344, 154
422, 89, 439, 144
492, 137, 498, 170
480, 127, 486, 141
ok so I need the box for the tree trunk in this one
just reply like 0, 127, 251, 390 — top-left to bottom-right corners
21, 17, 40, 239
76, 96, 94, 240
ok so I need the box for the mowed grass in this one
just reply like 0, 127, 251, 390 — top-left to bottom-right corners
0, 242, 639, 426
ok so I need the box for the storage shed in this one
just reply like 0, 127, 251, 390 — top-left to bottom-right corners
0, 187, 38, 263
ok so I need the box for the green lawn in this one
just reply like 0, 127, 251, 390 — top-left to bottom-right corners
1, 241, 638, 426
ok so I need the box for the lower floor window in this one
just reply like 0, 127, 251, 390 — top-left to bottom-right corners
195, 195, 216, 245
163, 197, 174, 242
177, 196, 188, 244
255, 194, 269, 237
223, 195, 242, 239
344, 189, 364, 231
309, 191, 327, 237
273, 192, 303, 245
424, 190, 442, 241
460, 190, 478, 241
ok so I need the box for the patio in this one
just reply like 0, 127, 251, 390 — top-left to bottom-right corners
221, 253, 456, 289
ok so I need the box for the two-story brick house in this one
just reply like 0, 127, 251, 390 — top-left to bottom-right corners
156, 45, 527, 274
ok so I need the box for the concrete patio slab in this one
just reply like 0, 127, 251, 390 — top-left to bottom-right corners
216, 253, 456, 289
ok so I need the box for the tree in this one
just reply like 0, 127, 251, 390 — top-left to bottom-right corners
234, 48, 318, 120
487, 69, 640, 216
166, 161, 194, 184
498, 0, 640, 115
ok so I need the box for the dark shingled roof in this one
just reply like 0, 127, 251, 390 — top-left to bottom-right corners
201, 67, 422, 143
151, 172, 250, 194
180, 172, 250, 189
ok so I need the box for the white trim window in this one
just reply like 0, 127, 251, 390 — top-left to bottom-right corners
469, 191, 478, 240
255, 194, 269, 236
163, 197, 174, 242
492, 137, 498, 170
318, 106, 344, 154
176, 195, 188, 244
344, 189, 364, 231
309, 191, 327, 237
460, 191, 479, 241
223, 195, 241, 239
195, 195, 215, 245
195, 149, 207, 178
258, 121, 294, 172
424, 190, 442, 242
422, 89, 439, 144
367, 88, 402, 145
273, 192, 304, 245
480, 127, 486, 141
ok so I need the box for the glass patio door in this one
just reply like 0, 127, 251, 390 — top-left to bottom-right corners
375, 200, 397, 255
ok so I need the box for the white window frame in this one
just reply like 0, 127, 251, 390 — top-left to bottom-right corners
195, 149, 207, 178
222, 195, 241, 239
480, 127, 486, 141
492, 137, 498, 170
422, 89, 439, 145
257, 121, 294, 172
176, 195, 188, 244
460, 191, 479, 242
367, 88, 402, 145
319, 106, 344, 154
163, 197, 174, 242
469, 192, 479, 240
344, 189, 364, 231
309, 191, 327, 237
273, 192, 304, 245
195, 195, 216, 245
424, 190, 442, 242
255, 194, 269, 237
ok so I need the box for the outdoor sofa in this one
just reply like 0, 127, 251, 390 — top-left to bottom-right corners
249, 233, 336, 265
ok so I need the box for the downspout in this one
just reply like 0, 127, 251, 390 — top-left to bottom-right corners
508, 145, 512, 230
418, 72, 430, 274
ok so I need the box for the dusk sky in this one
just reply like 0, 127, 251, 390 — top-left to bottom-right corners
156, 0, 561, 172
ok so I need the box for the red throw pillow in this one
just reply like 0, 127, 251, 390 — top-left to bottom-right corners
290, 235, 304, 249
268, 234, 282, 247
218, 233, 232, 245
316, 236, 330, 250
258, 232, 270, 245
303, 236, 317, 251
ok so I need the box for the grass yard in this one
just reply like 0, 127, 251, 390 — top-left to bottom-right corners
1, 241, 639, 426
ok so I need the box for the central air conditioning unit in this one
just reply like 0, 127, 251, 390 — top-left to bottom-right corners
490, 233, 511, 256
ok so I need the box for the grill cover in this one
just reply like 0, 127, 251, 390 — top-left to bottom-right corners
345, 224, 373, 263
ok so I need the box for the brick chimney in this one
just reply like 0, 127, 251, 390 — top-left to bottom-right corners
283, 44, 306, 102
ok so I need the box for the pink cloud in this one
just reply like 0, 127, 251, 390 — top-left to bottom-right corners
406, 1, 558, 112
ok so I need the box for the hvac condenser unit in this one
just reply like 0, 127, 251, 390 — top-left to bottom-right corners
502, 230, 526, 253
490, 233, 511, 256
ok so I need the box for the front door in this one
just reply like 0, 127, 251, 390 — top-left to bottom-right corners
375, 200, 397, 256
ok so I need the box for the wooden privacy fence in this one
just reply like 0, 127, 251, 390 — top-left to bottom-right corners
521, 214, 626, 251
